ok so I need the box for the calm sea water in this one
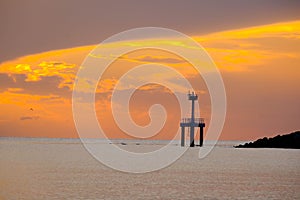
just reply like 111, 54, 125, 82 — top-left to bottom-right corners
0, 138, 299, 200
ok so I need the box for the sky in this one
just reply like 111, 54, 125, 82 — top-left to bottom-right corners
0, 1, 300, 140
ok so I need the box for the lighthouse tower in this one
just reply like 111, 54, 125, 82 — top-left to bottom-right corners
180, 91, 205, 147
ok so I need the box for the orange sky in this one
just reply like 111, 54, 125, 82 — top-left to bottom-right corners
0, 21, 299, 140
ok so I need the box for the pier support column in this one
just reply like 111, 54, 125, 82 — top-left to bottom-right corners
181, 127, 185, 147
190, 127, 195, 147
199, 126, 204, 147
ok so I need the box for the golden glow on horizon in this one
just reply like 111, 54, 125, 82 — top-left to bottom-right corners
0, 20, 299, 139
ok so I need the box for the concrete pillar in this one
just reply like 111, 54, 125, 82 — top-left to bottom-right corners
181, 127, 185, 147
191, 98, 195, 122
190, 126, 195, 147
199, 126, 204, 147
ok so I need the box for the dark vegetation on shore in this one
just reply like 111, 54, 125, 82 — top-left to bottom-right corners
235, 131, 300, 149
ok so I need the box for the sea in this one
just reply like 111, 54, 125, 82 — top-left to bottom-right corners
0, 137, 299, 200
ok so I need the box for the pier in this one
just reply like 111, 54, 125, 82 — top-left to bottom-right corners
180, 92, 205, 147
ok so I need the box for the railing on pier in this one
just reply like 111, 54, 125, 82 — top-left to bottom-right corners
181, 117, 204, 124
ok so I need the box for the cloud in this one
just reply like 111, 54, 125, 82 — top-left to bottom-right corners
39, 95, 65, 103
129, 55, 186, 64
0, 20, 298, 104
0, 73, 71, 97
0, 20, 299, 140
195, 20, 300, 71
20, 116, 40, 121
2, 0, 300, 63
